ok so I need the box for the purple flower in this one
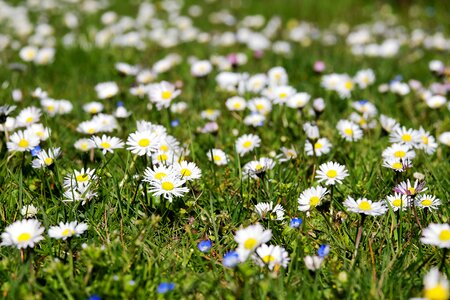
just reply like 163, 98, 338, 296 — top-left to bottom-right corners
157, 282, 175, 294
197, 240, 212, 252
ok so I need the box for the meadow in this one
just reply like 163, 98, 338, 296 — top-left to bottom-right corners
0, 0, 449, 299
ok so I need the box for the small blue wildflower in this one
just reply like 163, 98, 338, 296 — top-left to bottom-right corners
357, 99, 368, 105
171, 119, 180, 127
117, 101, 124, 107
290, 218, 303, 228
31, 145, 41, 156
222, 251, 240, 268
87, 295, 101, 300
197, 240, 212, 252
157, 282, 175, 294
317, 244, 330, 258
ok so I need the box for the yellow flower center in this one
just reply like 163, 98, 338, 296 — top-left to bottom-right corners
421, 199, 432, 207
243, 141, 252, 148
25, 117, 33, 123
17, 233, 31, 242
81, 143, 88, 150
262, 255, 276, 263
392, 162, 403, 169
422, 136, 429, 145
344, 128, 353, 136
162, 91, 172, 100
256, 103, 264, 110
244, 238, 258, 250
392, 199, 402, 207
345, 81, 353, 90
408, 187, 416, 195
310, 196, 320, 206
44, 157, 53, 165
255, 164, 263, 171
162, 181, 174, 191
314, 142, 323, 150
439, 230, 450, 241
160, 144, 169, 152
394, 150, 406, 158
18, 139, 29, 148
401, 134, 412, 142
425, 285, 449, 300
138, 138, 150, 147
155, 172, 167, 180
62, 229, 74, 236
158, 153, 168, 161
76, 174, 88, 182
89, 108, 98, 113
279, 92, 287, 99
326, 170, 337, 178
213, 155, 221, 161
233, 102, 242, 109
358, 201, 372, 211
36, 131, 44, 137
87, 128, 95, 134
181, 168, 192, 177
47, 105, 55, 112
100, 142, 111, 149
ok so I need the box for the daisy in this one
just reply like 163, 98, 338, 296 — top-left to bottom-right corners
235, 134, 261, 156
225, 96, 247, 111
148, 81, 181, 110
31, 147, 61, 169
343, 196, 387, 216
351, 100, 377, 117
286, 92, 311, 109
416, 194, 441, 210
63, 168, 97, 189
207, 149, 228, 166
253, 244, 290, 270
158, 135, 181, 153
21, 205, 38, 218
393, 179, 427, 197
268, 66, 288, 86
382, 143, 416, 161
48, 221, 88, 240
126, 131, 161, 156
389, 126, 420, 147
92, 114, 118, 132
143, 165, 175, 182
74, 138, 95, 152
278, 146, 298, 162
7, 130, 40, 152
246, 74, 268, 93
354, 69, 375, 89
27, 123, 51, 141
305, 138, 332, 157
19, 45, 38, 62
382, 158, 412, 172
0, 105, 16, 123
63, 185, 97, 205
151, 151, 180, 166
438, 132, 450, 146
173, 161, 202, 181
385, 193, 409, 211
147, 175, 188, 202
316, 162, 349, 186
417, 127, 438, 155
77, 120, 101, 135
254, 203, 285, 221
91, 135, 124, 154
420, 224, 450, 248
200, 109, 221, 121
1, 219, 45, 249
379, 114, 400, 133
234, 224, 272, 260
303, 122, 320, 140
243, 113, 265, 127
242, 157, 275, 179
298, 186, 328, 211
83, 102, 104, 114
248, 97, 272, 115
336, 119, 363, 142
272, 85, 296, 104
95, 81, 119, 99
422, 268, 449, 300
191, 60, 213, 77
16, 106, 41, 127
304, 255, 323, 271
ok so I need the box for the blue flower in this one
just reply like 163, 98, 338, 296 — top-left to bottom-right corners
87, 295, 101, 300
117, 101, 124, 107
31, 145, 41, 157
171, 119, 180, 127
317, 244, 330, 258
222, 251, 240, 268
290, 218, 303, 228
157, 282, 175, 294
197, 240, 212, 252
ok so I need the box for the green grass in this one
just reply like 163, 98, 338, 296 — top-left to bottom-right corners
0, 0, 449, 299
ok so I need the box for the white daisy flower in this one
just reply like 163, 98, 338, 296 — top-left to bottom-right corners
417, 127, 438, 155
126, 131, 161, 156
151, 150, 180, 166
92, 114, 118, 132
74, 138, 95, 152
31, 147, 61, 169
191, 60, 212, 77
304, 255, 323, 271
379, 114, 400, 133
19, 45, 38, 62
143, 165, 175, 182
422, 268, 449, 300
63, 185, 97, 205
173, 161, 202, 181
438, 132, 450, 146
7, 130, 40, 152
27, 123, 51, 141
83, 102, 104, 114
235, 134, 261, 156
267, 66, 288, 86
234, 224, 272, 261
353, 69, 375, 89
272, 85, 296, 104
303, 122, 320, 140
286, 92, 311, 109
16, 106, 41, 127
382, 143, 416, 161
336, 119, 363, 142
305, 138, 331, 157
225, 96, 247, 111
77, 120, 101, 135
48, 221, 88, 240
298, 186, 328, 211
243, 113, 265, 127
248, 97, 272, 115
253, 244, 290, 270
382, 158, 412, 172
420, 224, 450, 248
91, 135, 124, 154
148, 81, 181, 110
278, 146, 298, 162
21, 205, 38, 218
95, 81, 119, 99
389, 126, 421, 147
1, 219, 45, 249
242, 157, 275, 179
416, 194, 441, 210
200, 109, 221, 121
207, 149, 228, 166
315, 161, 349, 186
147, 175, 189, 202
385, 193, 409, 211
63, 168, 97, 189
343, 196, 387, 216
254, 202, 285, 221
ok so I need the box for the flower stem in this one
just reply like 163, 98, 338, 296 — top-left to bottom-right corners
352, 214, 366, 265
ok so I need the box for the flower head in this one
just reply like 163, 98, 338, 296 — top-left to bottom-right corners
1, 219, 45, 249
316, 162, 349, 186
